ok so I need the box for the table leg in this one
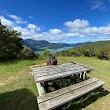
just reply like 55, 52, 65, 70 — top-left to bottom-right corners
36, 83, 45, 96
79, 73, 82, 79
83, 71, 86, 80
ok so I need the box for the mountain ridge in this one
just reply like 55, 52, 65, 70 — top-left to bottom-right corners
22, 39, 84, 51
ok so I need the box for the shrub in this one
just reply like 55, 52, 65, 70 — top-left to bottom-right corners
96, 48, 110, 60
42, 50, 50, 56
107, 52, 110, 60
73, 49, 82, 57
83, 48, 95, 57
17, 46, 38, 60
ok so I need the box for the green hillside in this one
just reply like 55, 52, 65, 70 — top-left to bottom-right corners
55, 40, 110, 60
75, 40, 110, 51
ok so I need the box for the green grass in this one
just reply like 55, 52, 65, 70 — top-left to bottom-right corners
58, 56, 110, 110
0, 56, 110, 110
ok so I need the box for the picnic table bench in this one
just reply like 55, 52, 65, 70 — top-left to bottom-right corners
30, 62, 105, 110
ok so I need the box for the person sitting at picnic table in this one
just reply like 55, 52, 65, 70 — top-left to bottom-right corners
51, 56, 57, 65
47, 54, 52, 65
47, 55, 57, 65
41, 56, 57, 87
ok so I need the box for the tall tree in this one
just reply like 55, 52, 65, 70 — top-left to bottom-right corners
0, 20, 23, 61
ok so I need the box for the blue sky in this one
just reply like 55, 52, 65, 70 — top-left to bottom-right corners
0, 0, 110, 43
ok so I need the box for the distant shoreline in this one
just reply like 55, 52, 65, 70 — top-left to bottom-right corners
35, 47, 73, 54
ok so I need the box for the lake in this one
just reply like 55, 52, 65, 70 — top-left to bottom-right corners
35, 47, 73, 54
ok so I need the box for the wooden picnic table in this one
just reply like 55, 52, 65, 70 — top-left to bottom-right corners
31, 62, 92, 96
30, 62, 105, 110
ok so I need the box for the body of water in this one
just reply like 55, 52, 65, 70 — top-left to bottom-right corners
35, 47, 73, 54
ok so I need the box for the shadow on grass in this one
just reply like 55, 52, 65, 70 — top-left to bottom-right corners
0, 88, 38, 110
55, 87, 110, 110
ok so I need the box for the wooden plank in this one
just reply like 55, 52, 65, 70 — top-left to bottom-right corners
33, 63, 91, 70
32, 65, 80, 73
32, 63, 74, 70
37, 78, 105, 110
31, 63, 92, 73
36, 83, 45, 96
34, 68, 90, 82
38, 78, 98, 103
33, 66, 87, 77
32, 63, 90, 72
32, 64, 80, 73
31, 63, 92, 83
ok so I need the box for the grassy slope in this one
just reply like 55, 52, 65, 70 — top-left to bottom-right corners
58, 56, 110, 110
74, 40, 110, 51
0, 57, 47, 110
0, 56, 110, 110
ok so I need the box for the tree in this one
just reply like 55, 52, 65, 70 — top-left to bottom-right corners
42, 50, 50, 56
0, 20, 23, 61
17, 46, 39, 60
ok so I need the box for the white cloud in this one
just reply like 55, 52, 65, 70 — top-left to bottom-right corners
64, 19, 89, 32
63, 33, 83, 37
64, 19, 97, 35
0, 15, 110, 42
64, 19, 110, 40
0, 16, 15, 29
13, 26, 41, 39
98, 25, 110, 35
9, 14, 27, 24
27, 23, 41, 31
49, 29, 62, 34
90, 0, 107, 11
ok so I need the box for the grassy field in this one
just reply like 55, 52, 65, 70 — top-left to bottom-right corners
0, 56, 110, 110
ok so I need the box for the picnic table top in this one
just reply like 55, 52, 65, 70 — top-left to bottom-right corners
31, 62, 92, 83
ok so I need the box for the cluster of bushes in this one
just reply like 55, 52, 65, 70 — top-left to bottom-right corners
96, 48, 110, 60
0, 20, 38, 61
55, 47, 110, 60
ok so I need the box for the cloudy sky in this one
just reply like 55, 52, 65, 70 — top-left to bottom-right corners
0, 0, 110, 43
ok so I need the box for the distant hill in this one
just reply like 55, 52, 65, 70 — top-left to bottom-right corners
74, 40, 110, 51
55, 40, 110, 60
22, 39, 49, 51
22, 39, 84, 51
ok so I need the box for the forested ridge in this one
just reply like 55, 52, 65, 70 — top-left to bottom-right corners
55, 40, 110, 60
